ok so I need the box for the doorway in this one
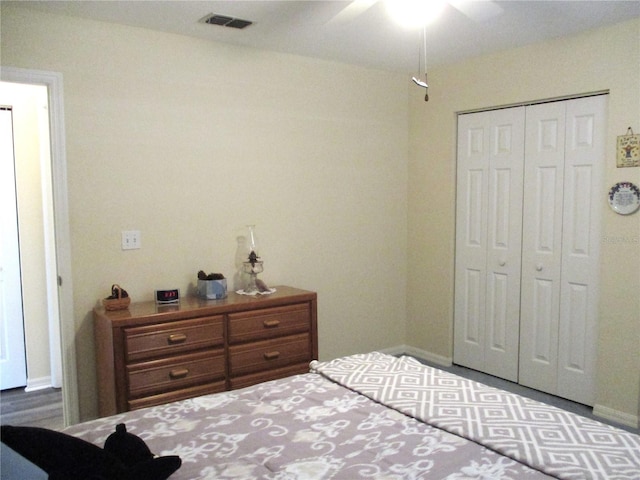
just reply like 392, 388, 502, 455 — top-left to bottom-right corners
0, 105, 28, 390
0, 67, 78, 426
0, 83, 58, 393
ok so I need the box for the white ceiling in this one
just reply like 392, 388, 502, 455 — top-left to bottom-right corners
9, 1, 640, 72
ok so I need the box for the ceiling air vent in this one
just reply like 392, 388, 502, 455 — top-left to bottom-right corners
200, 13, 253, 29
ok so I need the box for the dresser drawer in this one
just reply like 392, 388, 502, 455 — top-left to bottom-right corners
128, 382, 226, 411
228, 304, 310, 344
124, 316, 224, 362
127, 350, 225, 398
229, 333, 311, 377
230, 363, 309, 390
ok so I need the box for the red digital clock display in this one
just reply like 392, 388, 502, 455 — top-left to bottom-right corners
155, 289, 180, 304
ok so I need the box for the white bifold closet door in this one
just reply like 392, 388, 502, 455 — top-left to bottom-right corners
454, 96, 605, 406
519, 96, 605, 406
453, 106, 525, 383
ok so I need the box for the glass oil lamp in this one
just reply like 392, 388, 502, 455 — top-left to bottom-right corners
242, 225, 264, 293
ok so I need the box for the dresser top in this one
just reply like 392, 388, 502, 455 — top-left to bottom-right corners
94, 285, 316, 326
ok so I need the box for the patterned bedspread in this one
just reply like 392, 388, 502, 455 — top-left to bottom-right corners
63, 352, 639, 479
65, 366, 552, 479
311, 353, 640, 480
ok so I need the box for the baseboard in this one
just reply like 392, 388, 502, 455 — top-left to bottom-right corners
379, 344, 452, 367
593, 404, 640, 429
378, 345, 407, 356
25, 376, 53, 392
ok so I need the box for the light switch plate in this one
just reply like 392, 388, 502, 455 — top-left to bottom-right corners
121, 230, 141, 250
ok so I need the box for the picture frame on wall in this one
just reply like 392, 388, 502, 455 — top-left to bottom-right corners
616, 128, 640, 168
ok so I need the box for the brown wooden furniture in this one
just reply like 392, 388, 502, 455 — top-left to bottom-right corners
94, 286, 317, 416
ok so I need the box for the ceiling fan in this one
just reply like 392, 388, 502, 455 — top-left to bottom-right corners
328, 0, 504, 26
328, 0, 504, 101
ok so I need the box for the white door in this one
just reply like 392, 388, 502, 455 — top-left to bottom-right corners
519, 101, 567, 395
0, 107, 28, 390
519, 95, 605, 405
454, 107, 525, 382
557, 96, 605, 405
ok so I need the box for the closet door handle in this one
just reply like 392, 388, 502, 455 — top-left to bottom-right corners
536, 264, 544, 271
499, 259, 506, 266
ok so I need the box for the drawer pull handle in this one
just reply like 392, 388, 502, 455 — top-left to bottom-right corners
169, 368, 189, 379
168, 333, 187, 344
263, 319, 280, 328
263, 351, 280, 360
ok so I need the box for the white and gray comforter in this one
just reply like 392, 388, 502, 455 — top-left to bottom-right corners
65, 352, 639, 479
311, 353, 640, 480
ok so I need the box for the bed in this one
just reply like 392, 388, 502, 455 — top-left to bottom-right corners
61, 352, 639, 479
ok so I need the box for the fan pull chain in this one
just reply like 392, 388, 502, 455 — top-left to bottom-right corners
423, 26, 428, 102
411, 27, 429, 101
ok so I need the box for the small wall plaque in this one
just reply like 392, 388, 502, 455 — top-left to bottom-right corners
616, 127, 639, 168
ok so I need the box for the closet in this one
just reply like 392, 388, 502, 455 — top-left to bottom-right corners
453, 95, 606, 406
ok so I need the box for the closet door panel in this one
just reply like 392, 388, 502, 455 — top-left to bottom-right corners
519, 102, 566, 394
565, 283, 589, 368
466, 169, 486, 247
532, 278, 554, 363
534, 167, 559, 251
460, 168, 486, 345
454, 115, 489, 370
484, 109, 524, 382
487, 271, 508, 350
455, 107, 524, 381
460, 268, 484, 349
557, 96, 605, 405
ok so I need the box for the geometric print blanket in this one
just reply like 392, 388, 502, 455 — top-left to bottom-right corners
311, 352, 640, 480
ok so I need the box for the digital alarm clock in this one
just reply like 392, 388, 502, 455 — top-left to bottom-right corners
155, 289, 180, 304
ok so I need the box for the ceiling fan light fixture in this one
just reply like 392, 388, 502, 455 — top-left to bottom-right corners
385, 0, 447, 28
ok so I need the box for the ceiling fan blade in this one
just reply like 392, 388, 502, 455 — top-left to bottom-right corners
327, 0, 378, 25
449, 0, 504, 22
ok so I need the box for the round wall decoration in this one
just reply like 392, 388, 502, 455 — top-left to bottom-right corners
608, 182, 640, 215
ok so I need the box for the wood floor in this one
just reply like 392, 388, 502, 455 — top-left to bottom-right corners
0, 387, 64, 430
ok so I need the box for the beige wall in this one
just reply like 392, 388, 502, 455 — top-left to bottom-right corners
2, 4, 638, 426
408, 18, 640, 426
0, 82, 53, 389
1, 5, 409, 420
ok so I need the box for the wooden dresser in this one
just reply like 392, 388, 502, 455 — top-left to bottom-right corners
94, 286, 317, 416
